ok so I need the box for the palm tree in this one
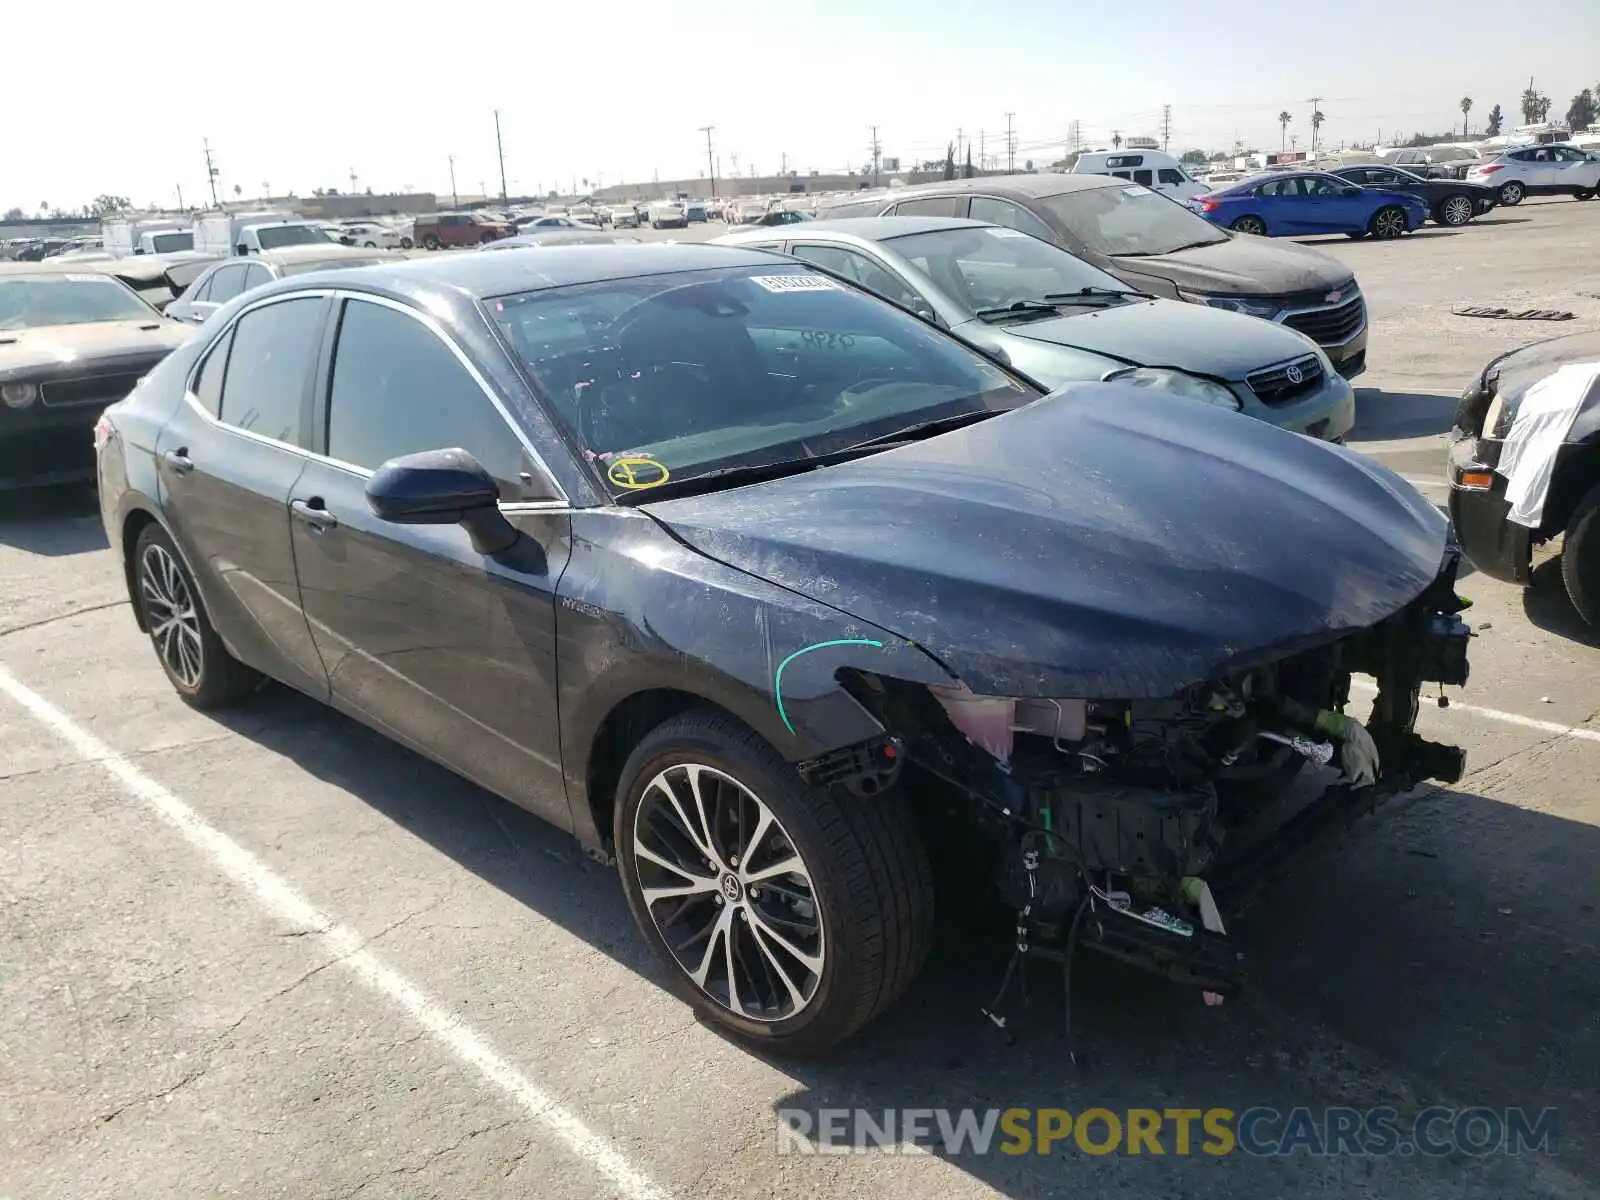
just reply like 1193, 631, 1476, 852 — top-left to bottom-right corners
1111, 131, 1123, 150
1310, 109, 1325, 153
1278, 110, 1292, 151
1460, 96, 1473, 138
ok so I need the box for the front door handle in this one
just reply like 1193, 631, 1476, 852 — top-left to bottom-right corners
163, 448, 194, 475
290, 498, 338, 532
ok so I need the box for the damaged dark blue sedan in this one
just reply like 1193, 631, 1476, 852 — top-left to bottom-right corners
95, 244, 1471, 1052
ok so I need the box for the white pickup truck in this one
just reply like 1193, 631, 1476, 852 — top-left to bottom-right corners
192, 210, 334, 256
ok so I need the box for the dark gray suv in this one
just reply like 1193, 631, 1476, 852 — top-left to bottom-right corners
822, 174, 1368, 378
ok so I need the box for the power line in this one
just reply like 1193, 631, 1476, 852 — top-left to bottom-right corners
493, 109, 508, 203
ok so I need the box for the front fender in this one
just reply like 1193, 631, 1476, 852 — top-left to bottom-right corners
555, 510, 955, 839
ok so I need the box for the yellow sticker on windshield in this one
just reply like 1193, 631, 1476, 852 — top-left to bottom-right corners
607, 457, 671, 489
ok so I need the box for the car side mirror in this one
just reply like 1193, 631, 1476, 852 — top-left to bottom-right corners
1341, 186, 1362, 196
366, 447, 520, 555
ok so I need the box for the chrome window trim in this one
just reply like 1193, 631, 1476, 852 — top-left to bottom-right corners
179, 286, 569, 505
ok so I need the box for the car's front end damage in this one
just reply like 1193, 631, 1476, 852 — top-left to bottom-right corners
814, 548, 1469, 1001
649, 383, 1473, 1010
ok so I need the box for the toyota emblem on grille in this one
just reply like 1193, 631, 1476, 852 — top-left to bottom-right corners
1285, 364, 1304, 384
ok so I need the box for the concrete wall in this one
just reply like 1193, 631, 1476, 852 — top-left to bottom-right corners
590, 171, 980, 201
291, 192, 438, 219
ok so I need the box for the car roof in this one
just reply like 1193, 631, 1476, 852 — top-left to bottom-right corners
720, 215, 995, 242
267, 242, 790, 302
236, 245, 404, 267
825, 172, 1122, 205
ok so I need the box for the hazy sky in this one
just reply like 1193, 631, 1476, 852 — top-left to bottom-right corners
7, 0, 1597, 211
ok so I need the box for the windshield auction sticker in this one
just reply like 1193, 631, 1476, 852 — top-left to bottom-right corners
751, 274, 838, 293
606, 457, 671, 489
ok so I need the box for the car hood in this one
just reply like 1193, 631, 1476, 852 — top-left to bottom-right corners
0, 319, 189, 379
1490, 329, 1600, 402
1110, 235, 1353, 298
997, 297, 1316, 379
645, 384, 1447, 699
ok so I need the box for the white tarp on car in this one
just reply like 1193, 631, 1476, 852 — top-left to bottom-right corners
1498, 361, 1600, 527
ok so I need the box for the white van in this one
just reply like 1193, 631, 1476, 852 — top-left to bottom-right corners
1071, 150, 1206, 201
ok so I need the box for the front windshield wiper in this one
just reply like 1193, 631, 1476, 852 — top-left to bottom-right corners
1117, 238, 1225, 257
1041, 287, 1146, 304
974, 299, 1063, 323
613, 410, 1008, 505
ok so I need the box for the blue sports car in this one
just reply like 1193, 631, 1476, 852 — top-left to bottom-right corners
1190, 171, 1430, 240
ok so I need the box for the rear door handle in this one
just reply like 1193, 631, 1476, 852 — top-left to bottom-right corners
290, 498, 338, 532
162, 448, 194, 475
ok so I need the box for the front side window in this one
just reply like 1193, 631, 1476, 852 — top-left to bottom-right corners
0, 275, 157, 330
969, 196, 1055, 240
486, 266, 1032, 496
787, 244, 924, 310
215, 297, 325, 446
325, 300, 535, 498
206, 264, 249, 303
1157, 168, 1185, 185
887, 225, 1134, 317
1040, 184, 1227, 256
243, 264, 275, 291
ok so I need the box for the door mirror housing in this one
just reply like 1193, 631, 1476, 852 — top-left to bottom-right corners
1341, 186, 1362, 196
366, 448, 518, 555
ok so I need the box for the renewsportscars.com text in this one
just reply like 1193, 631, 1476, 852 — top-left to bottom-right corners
775, 1106, 1560, 1158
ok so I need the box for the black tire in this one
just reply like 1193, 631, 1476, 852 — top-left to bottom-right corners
1498, 181, 1525, 206
363, 240, 377, 248
1435, 194, 1476, 226
1368, 205, 1409, 239
1575, 190, 1595, 201
614, 707, 934, 1053
1230, 215, 1267, 235
1560, 482, 1600, 628
400, 237, 414, 249
133, 523, 261, 709
422, 234, 441, 250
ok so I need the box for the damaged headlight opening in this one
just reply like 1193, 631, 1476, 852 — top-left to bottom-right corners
1103, 366, 1242, 411
1, 382, 39, 409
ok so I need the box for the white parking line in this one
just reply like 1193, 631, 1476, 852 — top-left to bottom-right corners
0, 663, 674, 1200
1350, 678, 1600, 744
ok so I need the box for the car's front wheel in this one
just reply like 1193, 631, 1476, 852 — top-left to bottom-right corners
1369, 205, 1409, 239
422, 234, 441, 250
1575, 190, 1595, 201
1561, 482, 1600, 628
1498, 181, 1525, 205
134, 523, 261, 708
1436, 194, 1476, 226
1230, 215, 1267, 235
615, 708, 933, 1053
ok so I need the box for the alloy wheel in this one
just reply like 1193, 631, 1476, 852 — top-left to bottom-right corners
1441, 196, 1474, 225
632, 763, 824, 1022
140, 543, 204, 688
1373, 208, 1407, 238
1232, 216, 1265, 235
1501, 182, 1524, 205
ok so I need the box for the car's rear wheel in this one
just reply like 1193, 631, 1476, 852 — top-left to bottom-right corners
1498, 181, 1525, 205
614, 708, 933, 1053
1436, 194, 1476, 226
400, 236, 414, 249
1369, 205, 1408, 239
363, 240, 377, 248
1561, 482, 1600, 628
422, 234, 441, 250
1575, 190, 1595, 201
1230, 215, 1267, 235
134, 523, 261, 709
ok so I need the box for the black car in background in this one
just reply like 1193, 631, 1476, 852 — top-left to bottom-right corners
96, 245, 1469, 1052
820, 173, 1371, 378
1327, 165, 1496, 227
1, 266, 190, 488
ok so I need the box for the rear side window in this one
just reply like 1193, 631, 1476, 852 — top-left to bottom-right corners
242, 263, 274, 291
183, 274, 214, 303
216, 297, 324, 446
324, 299, 534, 499
893, 195, 966, 217
190, 326, 234, 417
206, 264, 248, 303
1132, 169, 1154, 186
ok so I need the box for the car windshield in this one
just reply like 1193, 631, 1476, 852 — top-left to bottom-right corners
886, 225, 1135, 316
1039, 185, 1229, 256
149, 232, 193, 253
486, 265, 1034, 496
0, 275, 156, 329
255, 225, 329, 250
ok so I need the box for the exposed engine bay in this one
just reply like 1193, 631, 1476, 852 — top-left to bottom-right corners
808, 551, 1473, 1017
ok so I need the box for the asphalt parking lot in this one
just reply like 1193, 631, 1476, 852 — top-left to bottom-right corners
3, 199, 1599, 1200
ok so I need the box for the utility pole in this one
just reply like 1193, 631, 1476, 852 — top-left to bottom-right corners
1161, 104, 1172, 150
699, 125, 717, 198
203, 139, 220, 207
448, 155, 458, 207
349, 167, 358, 194
1307, 96, 1322, 154
176, 183, 184, 211
956, 128, 964, 171
869, 125, 882, 188
780, 150, 787, 175
1005, 112, 1016, 172
979, 131, 986, 172
493, 109, 508, 204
